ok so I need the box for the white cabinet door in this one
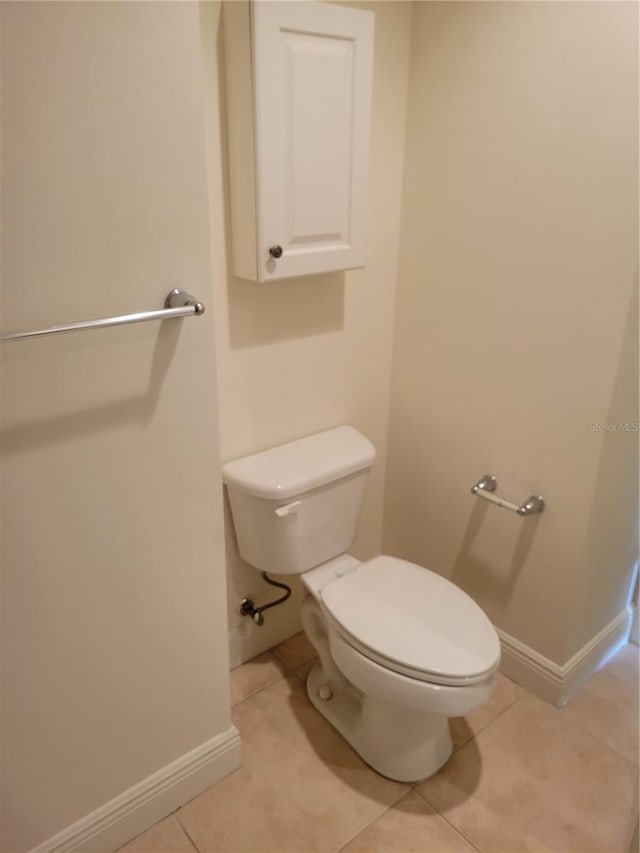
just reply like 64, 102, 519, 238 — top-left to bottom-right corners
224, 1, 374, 281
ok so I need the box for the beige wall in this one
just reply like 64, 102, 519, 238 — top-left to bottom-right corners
208, 1, 414, 665
1, 3, 233, 850
384, 1, 638, 664
2, 8, 637, 848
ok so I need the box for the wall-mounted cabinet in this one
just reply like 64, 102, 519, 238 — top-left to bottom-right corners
223, 1, 374, 281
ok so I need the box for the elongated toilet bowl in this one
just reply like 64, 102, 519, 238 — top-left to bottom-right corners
222, 426, 501, 782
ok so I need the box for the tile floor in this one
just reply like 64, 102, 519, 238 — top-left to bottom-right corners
120, 636, 639, 853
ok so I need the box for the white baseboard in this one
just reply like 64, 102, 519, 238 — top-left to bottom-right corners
229, 613, 303, 670
29, 725, 242, 853
498, 607, 632, 707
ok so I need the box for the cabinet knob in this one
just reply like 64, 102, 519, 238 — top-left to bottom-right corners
269, 245, 283, 259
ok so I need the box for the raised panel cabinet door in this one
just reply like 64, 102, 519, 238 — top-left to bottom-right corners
252, 1, 374, 280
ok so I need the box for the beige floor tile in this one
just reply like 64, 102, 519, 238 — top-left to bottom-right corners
178, 676, 408, 852
339, 790, 476, 852
117, 815, 195, 853
235, 675, 408, 797
560, 643, 639, 763
271, 630, 317, 670
233, 671, 389, 767
416, 694, 638, 853
449, 672, 524, 751
294, 656, 319, 682
230, 651, 287, 706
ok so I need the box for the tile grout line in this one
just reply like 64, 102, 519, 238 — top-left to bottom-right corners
554, 707, 639, 769
410, 787, 483, 853
411, 679, 638, 853
438, 808, 484, 852
331, 786, 412, 853
405, 696, 531, 846
426, 692, 527, 761
231, 671, 287, 708
269, 651, 295, 672
234, 667, 417, 853
461, 691, 527, 744
174, 810, 203, 853
550, 647, 638, 764
519, 678, 640, 769
271, 652, 317, 674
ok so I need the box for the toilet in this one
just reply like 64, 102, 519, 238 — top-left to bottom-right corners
222, 425, 500, 782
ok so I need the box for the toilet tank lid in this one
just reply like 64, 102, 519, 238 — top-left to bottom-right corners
222, 426, 376, 500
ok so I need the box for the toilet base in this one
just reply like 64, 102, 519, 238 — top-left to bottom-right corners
306, 662, 452, 782
301, 591, 454, 782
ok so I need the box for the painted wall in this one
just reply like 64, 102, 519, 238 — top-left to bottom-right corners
207, 1, 414, 666
0, 3, 235, 850
384, 1, 638, 665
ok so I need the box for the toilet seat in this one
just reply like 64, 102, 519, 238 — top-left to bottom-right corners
320, 555, 500, 687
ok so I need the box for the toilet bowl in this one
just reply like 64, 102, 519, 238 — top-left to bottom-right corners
222, 426, 501, 782
300, 554, 499, 780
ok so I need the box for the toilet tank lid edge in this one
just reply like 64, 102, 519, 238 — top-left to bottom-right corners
222, 425, 376, 500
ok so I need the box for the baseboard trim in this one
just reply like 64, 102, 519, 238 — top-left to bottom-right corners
29, 725, 242, 853
498, 607, 632, 707
228, 614, 303, 670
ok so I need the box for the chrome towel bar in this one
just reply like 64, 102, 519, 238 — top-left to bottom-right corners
471, 475, 545, 516
0, 288, 204, 343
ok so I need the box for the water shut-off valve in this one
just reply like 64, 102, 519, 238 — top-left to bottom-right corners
239, 572, 292, 626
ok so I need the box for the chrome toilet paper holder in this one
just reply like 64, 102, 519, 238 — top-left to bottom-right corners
471, 475, 545, 516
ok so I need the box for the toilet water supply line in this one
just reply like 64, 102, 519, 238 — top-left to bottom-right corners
240, 573, 292, 626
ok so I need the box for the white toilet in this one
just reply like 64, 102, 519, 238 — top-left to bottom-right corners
223, 425, 500, 782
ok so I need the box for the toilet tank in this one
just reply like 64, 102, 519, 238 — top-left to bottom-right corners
222, 426, 376, 575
